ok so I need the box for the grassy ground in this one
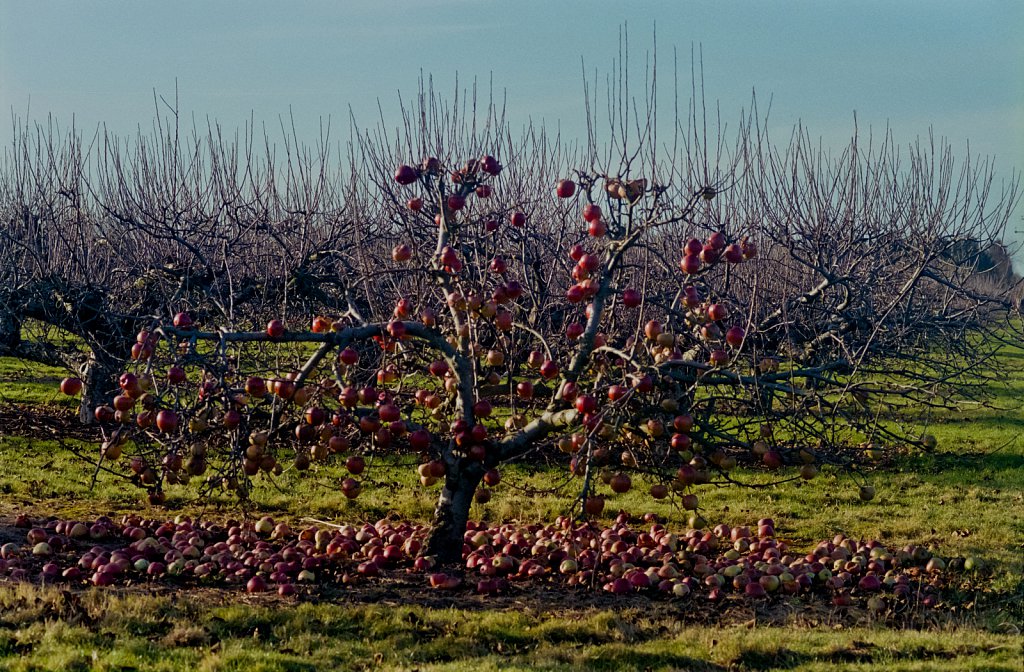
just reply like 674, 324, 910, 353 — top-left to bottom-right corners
1, 584, 1022, 672
0, 343, 1023, 671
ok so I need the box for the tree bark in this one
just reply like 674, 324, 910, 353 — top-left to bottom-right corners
79, 351, 120, 424
0, 308, 19, 351
423, 463, 484, 565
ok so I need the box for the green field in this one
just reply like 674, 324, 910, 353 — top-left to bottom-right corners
0, 343, 1022, 671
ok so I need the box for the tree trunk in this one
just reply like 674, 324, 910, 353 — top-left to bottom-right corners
79, 351, 120, 424
423, 463, 484, 565
0, 309, 20, 351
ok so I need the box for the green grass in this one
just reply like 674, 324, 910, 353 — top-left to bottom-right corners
1, 340, 1024, 671
0, 357, 77, 409
0, 584, 1021, 672
2, 413, 1019, 596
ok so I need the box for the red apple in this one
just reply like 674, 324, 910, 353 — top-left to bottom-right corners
341, 478, 362, 499
683, 285, 701, 308
610, 473, 632, 493
94, 406, 115, 423
527, 350, 545, 368
345, 455, 365, 475
621, 289, 642, 308
724, 243, 743, 263
409, 429, 431, 451
480, 155, 501, 175
392, 244, 413, 262
725, 326, 745, 348
339, 348, 359, 367
679, 255, 701, 275
489, 256, 507, 274
393, 298, 414, 319
671, 433, 692, 452
394, 165, 418, 185
266, 320, 286, 339
644, 320, 662, 341
494, 310, 513, 330
60, 377, 83, 395
111, 394, 133, 413
672, 415, 693, 433
311, 316, 331, 333
155, 410, 179, 433
470, 424, 488, 443
305, 406, 327, 425
556, 179, 576, 198
583, 496, 605, 516
575, 394, 598, 414
707, 303, 727, 322
440, 246, 460, 268
173, 312, 193, 329
222, 409, 242, 429
566, 285, 586, 303
165, 366, 186, 385
633, 374, 653, 394
116, 373, 138, 394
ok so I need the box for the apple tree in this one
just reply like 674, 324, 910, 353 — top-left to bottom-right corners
59, 80, 1020, 563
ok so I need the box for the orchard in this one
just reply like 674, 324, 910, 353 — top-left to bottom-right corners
51, 133, 1015, 565
2, 63, 1021, 671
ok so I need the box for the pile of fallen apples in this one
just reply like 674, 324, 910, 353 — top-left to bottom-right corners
0, 512, 980, 609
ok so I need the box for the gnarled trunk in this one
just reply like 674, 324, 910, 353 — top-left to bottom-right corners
78, 351, 120, 425
424, 463, 484, 565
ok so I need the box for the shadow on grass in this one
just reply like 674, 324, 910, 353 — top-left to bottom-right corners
729, 639, 987, 670
578, 649, 728, 672
895, 451, 1024, 490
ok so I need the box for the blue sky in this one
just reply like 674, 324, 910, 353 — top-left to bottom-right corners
2, 1, 1022, 240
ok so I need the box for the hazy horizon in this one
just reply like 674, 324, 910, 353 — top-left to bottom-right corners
2, 1, 1021, 249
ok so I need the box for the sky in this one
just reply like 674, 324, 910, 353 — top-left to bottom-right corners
2, 1, 1022, 245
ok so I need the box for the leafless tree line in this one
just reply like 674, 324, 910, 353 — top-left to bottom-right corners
0, 73, 1019, 430
3, 55, 1020, 556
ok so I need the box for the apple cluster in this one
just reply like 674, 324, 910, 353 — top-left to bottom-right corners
60, 319, 439, 503
1, 512, 974, 612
